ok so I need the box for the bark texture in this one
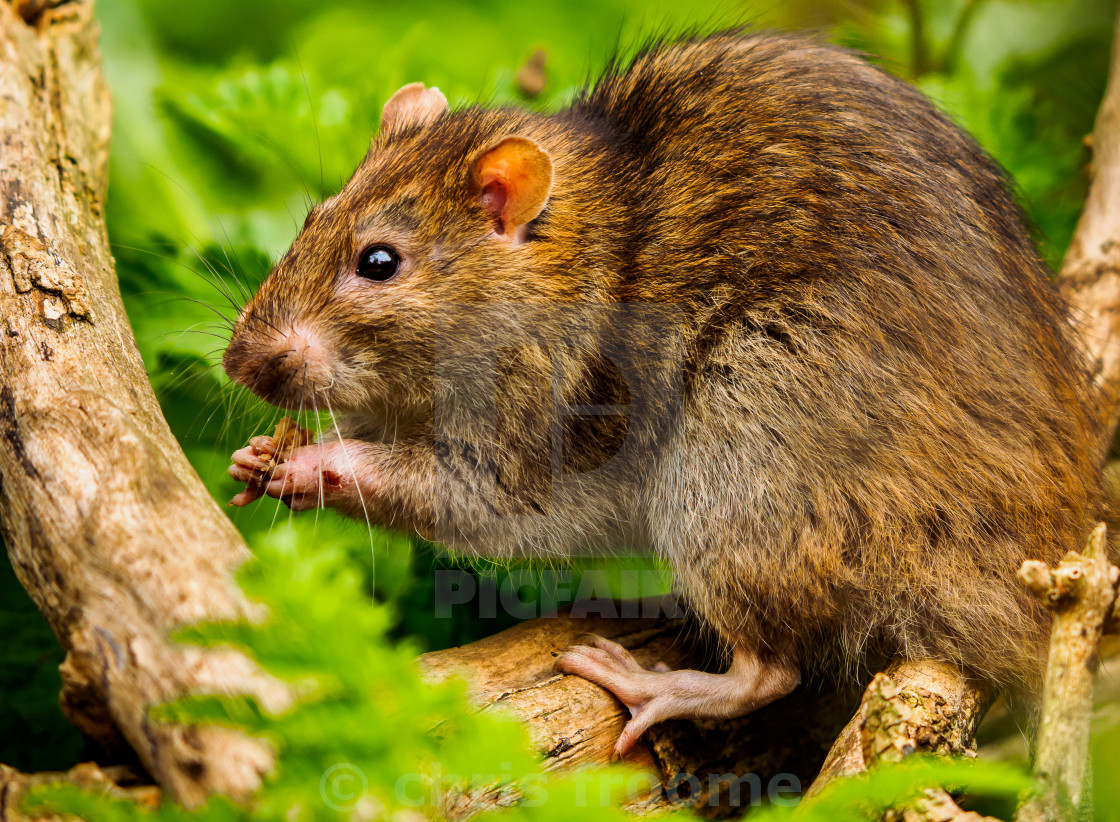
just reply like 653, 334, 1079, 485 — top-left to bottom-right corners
0, 0, 288, 805
1059, 10, 1120, 454
804, 661, 1000, 822
420, 606, 859, 818
1016, 525, 1120, 821
807, 661, 993, 799
0, 763, 158, 822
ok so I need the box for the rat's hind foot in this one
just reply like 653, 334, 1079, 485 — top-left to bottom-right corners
555, 635, 799, 759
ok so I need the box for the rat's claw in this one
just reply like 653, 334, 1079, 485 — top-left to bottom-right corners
232, 444, 271, 472
555, 635, 664, 759
229, 445, 271, 506
229, 484, 265, 507
249, 435, 278, 456
579, 634, 646, 672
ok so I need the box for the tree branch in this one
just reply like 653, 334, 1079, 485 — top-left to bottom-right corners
0, 0, 290, 804
419, 606, 859, 817
805, 660, 993, 813
1016, 525, 1120, 821
0, 763, 158, 821
1059, 10, 1120, 456
902, 0, 931, 77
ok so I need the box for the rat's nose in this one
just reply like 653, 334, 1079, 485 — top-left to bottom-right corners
223, 322, 333, 409
239, 350, 294, 401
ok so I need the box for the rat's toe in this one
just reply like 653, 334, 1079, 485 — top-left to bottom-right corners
558, 645, 800, 760
556, 643, 648, 709
249, 435, 278, 455
229, 463, 258, 482
229, 485, 265, 507
232, 445, 271, 471
581, 634, 644, 672
615, 702, 670, 759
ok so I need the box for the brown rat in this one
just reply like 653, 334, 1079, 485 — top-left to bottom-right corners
223, 31, 1104, 758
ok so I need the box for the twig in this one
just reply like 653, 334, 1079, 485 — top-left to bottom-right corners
938, 0, 984, 75
902, 0, 931, 77
1016, 524, 1120, 822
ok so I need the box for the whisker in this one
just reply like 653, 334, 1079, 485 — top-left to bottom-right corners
292, 42, 326, 200
110, 239, 246, 318
141, 164, 264, 305
312, 391, 324, 534
244, 309, 286, 341
325, 393, 377, 598
288, 361, 313, 529
206, 213, 255, 305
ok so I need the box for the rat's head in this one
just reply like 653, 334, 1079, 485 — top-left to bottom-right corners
223, 83, 579, 421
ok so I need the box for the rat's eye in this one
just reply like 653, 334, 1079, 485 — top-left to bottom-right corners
356, 245, 400, 281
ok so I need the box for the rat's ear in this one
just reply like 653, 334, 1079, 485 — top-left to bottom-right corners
471, 136, 553, 243
380, 83, 448, 133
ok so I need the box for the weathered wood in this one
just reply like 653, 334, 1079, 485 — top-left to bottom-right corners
1016, 525, 1120, 822
0, 763, 158, 822
806, 661, 998, 822
420, 604, 859, 817
1058, 10, 1120, 456
806, 661, 993, 798
0, 0, 289, 804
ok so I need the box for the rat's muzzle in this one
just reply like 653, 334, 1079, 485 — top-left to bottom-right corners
223, 319, 335, 410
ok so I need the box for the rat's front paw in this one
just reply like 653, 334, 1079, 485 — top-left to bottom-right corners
228, 418, 316, 507
263, 444, 347, 511
227, 438, 278, 507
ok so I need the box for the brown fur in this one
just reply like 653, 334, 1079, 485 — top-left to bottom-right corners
224, 31, 1104, 696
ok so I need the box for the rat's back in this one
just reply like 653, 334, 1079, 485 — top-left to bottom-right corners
572, 32, 1103, 692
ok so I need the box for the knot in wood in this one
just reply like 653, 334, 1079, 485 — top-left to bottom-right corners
2, 225, 93, 322
1020, 525, 1118, 616
1019, 556, 1090, 609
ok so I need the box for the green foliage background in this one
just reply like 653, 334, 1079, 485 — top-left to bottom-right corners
1, 0, 1120, 818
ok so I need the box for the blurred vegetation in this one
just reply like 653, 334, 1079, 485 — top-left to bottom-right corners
22, 530, 1038, 821
1, 0, 1119, 817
